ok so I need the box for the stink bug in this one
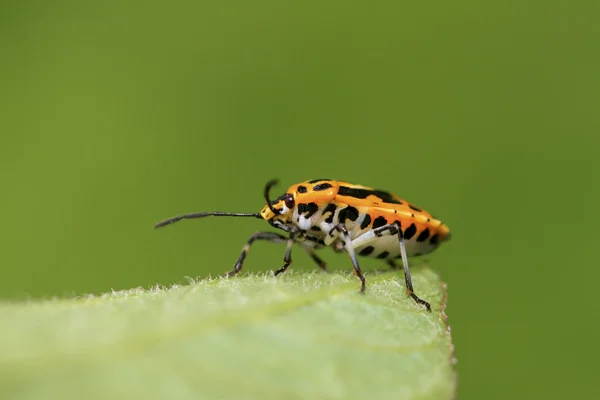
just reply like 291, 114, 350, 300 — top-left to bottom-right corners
155, 179, 451, 311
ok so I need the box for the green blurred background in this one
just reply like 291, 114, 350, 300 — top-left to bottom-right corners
1, 0, 599, 398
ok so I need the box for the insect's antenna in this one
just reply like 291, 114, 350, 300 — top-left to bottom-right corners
264, 179, 281, 215
154, 212, 261, 229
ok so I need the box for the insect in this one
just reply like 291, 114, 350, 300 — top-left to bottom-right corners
155, 179, 451, 311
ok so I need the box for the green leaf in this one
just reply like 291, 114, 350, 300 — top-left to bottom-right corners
0, 268, 455, 400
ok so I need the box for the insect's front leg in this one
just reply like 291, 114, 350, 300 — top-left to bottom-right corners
274, 236, 330, 275
224, 232, 288, 277
271, 226, 304, 276
328, 224, 366, 292
273, 236, 295, 276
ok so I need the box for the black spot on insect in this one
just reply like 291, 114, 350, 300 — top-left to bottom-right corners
417, 228, 430, 242
297, 203, 308, 214
430, 234, 439, 245
308, 178, 332, 184
305, 202, 319, 218
313, 182, 333, 191
376, 251, 389, 259
403, 223, 417, 240
360, 214, 371, 229
323, 203, 337, 223
374, 190, 403, 204
338, 186, 402, 204
373, 216, 387, 229
311, 226, 321, 232
359, 246, 375, 256
339, 206, 359, 223
297, 185, 307, 193
409, 204, 422, 212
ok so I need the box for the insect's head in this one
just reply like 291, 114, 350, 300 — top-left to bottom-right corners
260, 179, 338, 225
260, 179, 295, 224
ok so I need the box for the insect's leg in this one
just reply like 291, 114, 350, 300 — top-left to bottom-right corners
224, 232, 288, 277
348, 222, 430, 311
394, 222, 431, 311
273, 236, 295, 276
386, 259, 399, 270
349, 223, 400, 248
303, 247, 328, 272
329, 224, 366, 292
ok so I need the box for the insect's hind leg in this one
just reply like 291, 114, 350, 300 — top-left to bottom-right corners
386, 259, 399, 270
348, 222, 431, 311
224, 232, 288, 277
392, 222, 431, 311
329, 224, 366, 292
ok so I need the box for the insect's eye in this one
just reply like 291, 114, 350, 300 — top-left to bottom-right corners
284, 194, 295, 209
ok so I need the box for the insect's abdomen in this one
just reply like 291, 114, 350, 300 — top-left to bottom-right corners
319, 201, 450, 260
356, 208, 450, 259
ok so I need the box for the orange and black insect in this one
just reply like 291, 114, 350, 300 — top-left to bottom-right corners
155, 179, 451, 311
